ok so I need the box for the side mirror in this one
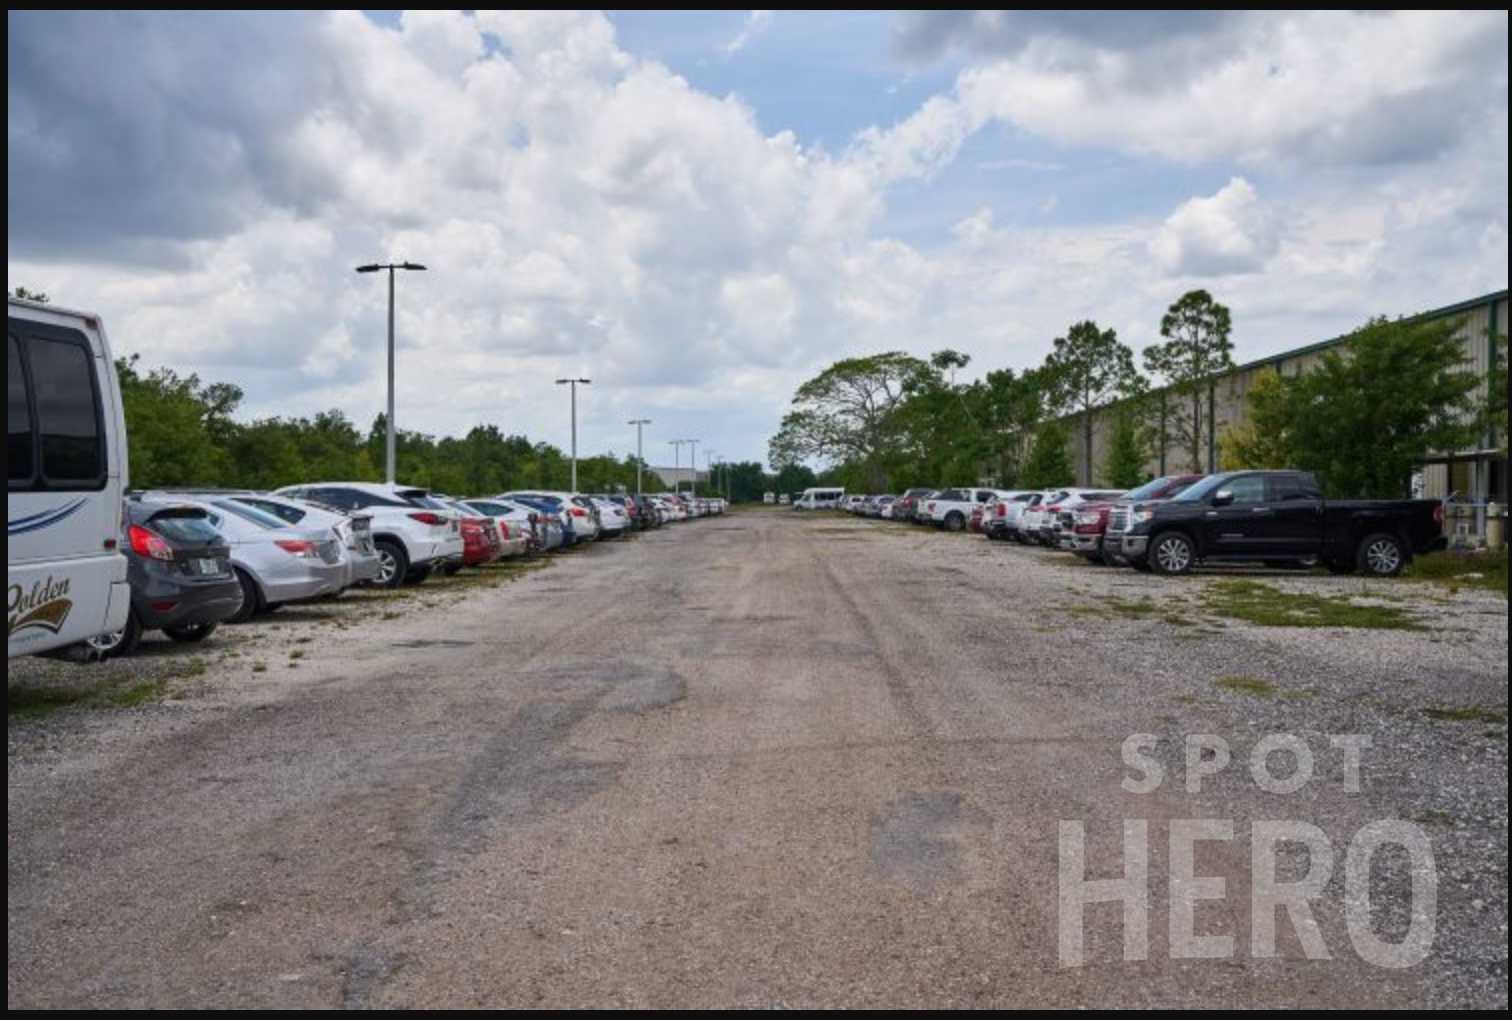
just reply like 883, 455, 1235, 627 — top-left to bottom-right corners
1211, 489, 1235, 508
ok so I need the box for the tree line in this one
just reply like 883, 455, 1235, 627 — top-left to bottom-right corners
768, 289, 1505, 499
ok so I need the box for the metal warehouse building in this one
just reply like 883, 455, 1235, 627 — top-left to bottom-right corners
1067, 288, 1508, 537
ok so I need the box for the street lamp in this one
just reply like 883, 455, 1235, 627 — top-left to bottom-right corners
356, 261, 427, 483
687, 439, 699, 497
555, 378, 591, 491
628, 419, 651, 496
669, 439, 692, 496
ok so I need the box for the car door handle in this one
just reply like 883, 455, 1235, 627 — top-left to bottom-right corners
1251, 507, 1271, 512
1205, 511, 1219, 517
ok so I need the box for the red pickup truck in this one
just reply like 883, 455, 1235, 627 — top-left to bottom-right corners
1071, 475, 1203, 565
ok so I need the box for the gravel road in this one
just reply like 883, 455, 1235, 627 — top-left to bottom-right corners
8, 510, 1508, 1007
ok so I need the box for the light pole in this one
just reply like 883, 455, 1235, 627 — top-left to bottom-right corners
628, 419, 651, 496
355, 260, 426, 483
669, 439, 691, 496
687, 439, 699, 497
555, 378, 591, 491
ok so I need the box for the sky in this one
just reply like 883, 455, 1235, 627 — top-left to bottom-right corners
8, 10, 1509, 472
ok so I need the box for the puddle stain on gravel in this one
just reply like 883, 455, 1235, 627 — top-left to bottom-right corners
869, 790, 993, 893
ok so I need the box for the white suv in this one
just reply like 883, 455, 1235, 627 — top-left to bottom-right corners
275, 482, 463, 586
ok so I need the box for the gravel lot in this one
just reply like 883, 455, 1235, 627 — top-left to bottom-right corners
8, 510, 1507, 1007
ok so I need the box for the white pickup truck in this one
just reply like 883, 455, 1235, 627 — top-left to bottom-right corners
922, 487, 1000, 532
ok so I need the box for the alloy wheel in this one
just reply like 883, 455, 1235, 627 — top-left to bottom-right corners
1155, 536, 1192, 574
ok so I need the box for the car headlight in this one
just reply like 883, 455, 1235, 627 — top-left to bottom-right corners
1132, 508, 1155, 523
1076, 511, 1101, 525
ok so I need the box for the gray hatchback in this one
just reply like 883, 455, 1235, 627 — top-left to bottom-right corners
84, 501, 244, 659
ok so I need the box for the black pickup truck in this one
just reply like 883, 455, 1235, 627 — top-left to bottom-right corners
1111, 470, 1445, 576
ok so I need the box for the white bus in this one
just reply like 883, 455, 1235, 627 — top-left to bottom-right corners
8, 297, 132, 658
794, 487, 845, 510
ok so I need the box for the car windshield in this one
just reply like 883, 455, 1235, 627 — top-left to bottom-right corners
1123, 477, 1185, 502
1171, 475, 1229, 502
211, 499, 288, 529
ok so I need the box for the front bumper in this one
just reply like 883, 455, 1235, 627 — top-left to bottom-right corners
1070, 534, 1103, 555
1116, 533, 1150, 560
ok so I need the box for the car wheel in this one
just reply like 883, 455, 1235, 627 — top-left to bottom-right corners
441, 562, 463, 576
1150, 532, 1195, 576
228, 569, 262, 623
943, 512, 965, 532
373, 539, 408, 589
164, 621, 218, 643
83, 607, 143, 660
1357, 532, 1406, 577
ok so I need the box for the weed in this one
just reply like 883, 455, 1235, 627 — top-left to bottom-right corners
1215, 675, 1279, 698
1205, 579, 1425, 630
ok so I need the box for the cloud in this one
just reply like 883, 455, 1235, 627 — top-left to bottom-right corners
5, 11, 1507, 469
891, 10, 1239, 67
1151, 177, 1278, 276
723, 11, 772, 56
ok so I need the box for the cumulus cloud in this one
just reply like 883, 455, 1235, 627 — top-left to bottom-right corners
1151, 177, 1278, 276
5, 10, 1507, 467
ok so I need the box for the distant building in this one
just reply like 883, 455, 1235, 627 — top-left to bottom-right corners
1053, 289, 1507, 528
649, 466, 708, 490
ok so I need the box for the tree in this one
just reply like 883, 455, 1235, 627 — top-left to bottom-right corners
115, 356, 231, 486
1102, 404, 1150, 488
1020, 420, 1074, 489
1218, 368, 1293, 471
772, 462, 817, 496
9, 286, 48, 302
1284, 315, 1484, 497
1143, 290, 1234, 473
1044, 320, 1143, 484
768, 351, 926, 488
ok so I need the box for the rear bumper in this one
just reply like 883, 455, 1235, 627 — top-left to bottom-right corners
135, 577, 245, 630
260, 560, 345, 604
344, 549, 383, 587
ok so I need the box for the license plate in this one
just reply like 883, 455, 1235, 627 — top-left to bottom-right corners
194, 558, 221, 576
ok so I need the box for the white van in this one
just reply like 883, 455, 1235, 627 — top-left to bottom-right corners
794, 486, 845, 510
7, 297, 131, 658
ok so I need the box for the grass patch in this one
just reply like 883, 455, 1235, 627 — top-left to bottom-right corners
1215, 675, 1279, 698
1106, 595, 1160, 618
1212, 675, 1316, 701
1205, 579, 1425, 630
7, 684, 92, 719
252, 662, 268, 673
1402, 549, 1508, 598
1423, 706, 1507, 724
112, 678, 168, 707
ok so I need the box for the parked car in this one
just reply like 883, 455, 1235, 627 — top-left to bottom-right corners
1113, 470, 1447, 576
501, 491, 601, 544
432, 497, 503, 570
1046, 490, 1128, 549
274, 482, 462, 587
794, 487, 845, 510
921, 487, 998, 531
982, 491, 1037, 541
877, 496, 898, 519
82, 500, 245, 659
588, 496, 631, 537
152, 488, 383, 591
1088, 475, 1205, 565
471, 497, 553, 553
891, 488, 934, 524
7, 296, 132, 659
171, 496, 347, 621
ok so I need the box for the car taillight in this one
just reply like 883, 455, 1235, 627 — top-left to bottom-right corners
996, 503, 1006, 517
127, 524, 174, 562
927, 502, 936, 511
409, 512, 445, 526
275, 539, 318, 557
499, 522, 510, 540
1433, 503, 1445, 524
571, 507, 587, 517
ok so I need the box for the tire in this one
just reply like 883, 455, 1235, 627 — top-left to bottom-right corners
164, 621, 218, 643
1150, 531, 1196, 576
441, 561, 463, 577
404, 565, 433, 585
1357, 532, 1406, 577
373, 538, 409, 589
228, 569, 262, 623
83, 607, 143, 660
943, 512, 965, 533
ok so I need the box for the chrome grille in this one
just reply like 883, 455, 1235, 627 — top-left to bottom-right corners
1109, 508, 1130, 534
